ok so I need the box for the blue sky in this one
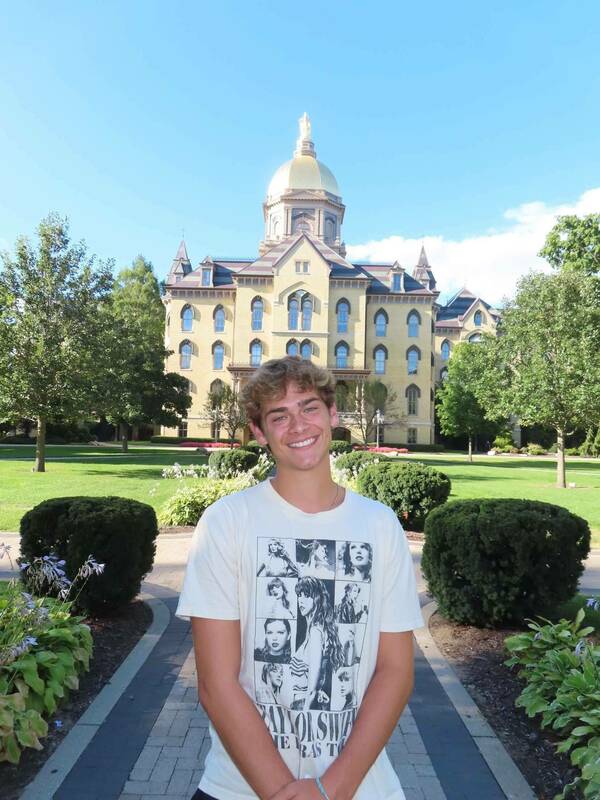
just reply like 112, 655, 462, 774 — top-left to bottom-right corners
1, 1, 599, 302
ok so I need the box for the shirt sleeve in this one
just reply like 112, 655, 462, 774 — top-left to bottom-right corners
175, 497, 240, 620
380, 510, 424, 632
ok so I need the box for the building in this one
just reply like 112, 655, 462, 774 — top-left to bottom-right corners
163, 114, 499, 444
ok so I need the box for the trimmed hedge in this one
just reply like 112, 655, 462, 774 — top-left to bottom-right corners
334, 450, 389, 472
356, 461, 451, 531
243, 440, 266, 456
329, 440, 353, 455
20, 497, 158, 615
421, 499, 591, 626
208, 448, 259, 477
150, 435, 239, 445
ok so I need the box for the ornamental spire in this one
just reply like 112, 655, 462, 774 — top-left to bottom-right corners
294, 112, 316, 158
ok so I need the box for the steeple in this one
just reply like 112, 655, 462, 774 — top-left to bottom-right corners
294, 112, 316, 158
417, 245, 429, 268
167, 239, 192, 282
412, 246, 437, 291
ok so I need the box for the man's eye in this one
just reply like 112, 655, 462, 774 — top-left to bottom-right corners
304, 406, 318, 413
273, 415, 286, 423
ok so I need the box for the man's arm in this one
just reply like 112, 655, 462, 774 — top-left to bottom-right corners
192, 617, 294, 799
270, 630, 415, 800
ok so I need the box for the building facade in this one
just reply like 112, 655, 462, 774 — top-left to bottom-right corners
163, 114, 498, 444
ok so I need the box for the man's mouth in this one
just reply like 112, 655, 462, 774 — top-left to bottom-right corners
288, 436, 317, 449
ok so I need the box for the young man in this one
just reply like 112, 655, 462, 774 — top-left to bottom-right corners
177, 357, 423, 800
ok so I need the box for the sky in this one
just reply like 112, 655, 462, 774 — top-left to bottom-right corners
1, 1, 599, 304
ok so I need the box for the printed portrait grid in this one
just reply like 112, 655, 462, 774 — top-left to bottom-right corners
254, 537, 372, 714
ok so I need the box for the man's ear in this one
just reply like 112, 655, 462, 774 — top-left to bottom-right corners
329, 402, 339, 430
249, 419, 268, 447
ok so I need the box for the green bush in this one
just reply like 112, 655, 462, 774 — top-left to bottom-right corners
565, 447, 580, 456
208, 448, 258, 477
20, 497, 158, 615
422, 499, 591, 626
329, 440, 353, 455
356, 461, 451, 531
150, 435, 239, 445
334, 450, 389, 473
159, 476, 255, 526
492, 434, 514, 452
0, 435, 34, 445
244, 440, 266, 456
527, 443, 547, 455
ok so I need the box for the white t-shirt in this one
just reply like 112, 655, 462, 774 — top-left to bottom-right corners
177, 479, 423, 800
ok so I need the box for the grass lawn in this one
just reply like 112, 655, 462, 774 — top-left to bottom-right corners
0, 445, 599, 544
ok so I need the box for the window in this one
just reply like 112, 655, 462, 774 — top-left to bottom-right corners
178, 420, 188, 438
295, 261, 301, 273
440, 367, 448, 381
202, 269, 211, 287
406, 384, 421, 416
336, 299, 350, 333
374, 345, 387, 375
251, 297, 263, 331
210, 379, 224, 396
335, 381, 349, 411
303, 261, 309, 273
212, 341, 224, 370
392, 273, 402, 292
301, 297, 312, 331
407, 310, 420, 338
375, 310, 387, 337
214, 305, 225, 333
407, 428, 417, 445
179, 341, 192, 370
286, 339, 299, 357
407, 346, 420, 375
441, 340, 451, 361
468, 332, 482, 343
301, 340, 312, 360
181, 305, 193, 332
335, 342, 349, 369
474, 310, 483, 326
250, 340, 262, 366
288, 297, 299, 329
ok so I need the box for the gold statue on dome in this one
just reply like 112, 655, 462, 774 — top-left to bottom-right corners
299, 112, 311, 141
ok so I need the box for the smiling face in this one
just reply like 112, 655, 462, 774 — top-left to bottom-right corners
297, 591, 315, 618
249, 383, 338, 475
265, 620, 289, 654
349, 542, 370, 569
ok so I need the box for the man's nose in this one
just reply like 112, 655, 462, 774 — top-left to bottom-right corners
288, 411, 308, 433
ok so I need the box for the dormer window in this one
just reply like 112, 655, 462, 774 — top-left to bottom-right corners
202, 268, 212, 287
392, 273, 402, 292
474, 310, 483, 326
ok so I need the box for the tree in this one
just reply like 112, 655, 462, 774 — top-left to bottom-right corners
436, 343, 500, 462
539, 214, 600, 276
104, 255, 190, 447
341, 380, 401, 446
0, 214, 114, 471
204, 383, 246, 445
475, 271, 600, 487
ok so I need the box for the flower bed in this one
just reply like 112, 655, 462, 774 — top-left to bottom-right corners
178, 441, 239, 449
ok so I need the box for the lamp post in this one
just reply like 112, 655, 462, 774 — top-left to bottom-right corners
375, 409, 384, 447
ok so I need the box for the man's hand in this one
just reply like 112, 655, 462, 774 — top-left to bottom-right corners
269, 778, 327, 800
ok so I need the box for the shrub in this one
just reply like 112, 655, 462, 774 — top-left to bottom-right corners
527, 443, 547, 456
329, 440, 353, 455
334, 450, 389, 473
158, 474, 258, 526
150, 435, 239, 445
492, 434, 514, 452
565, 447, 580, 456
208, 448, 259, 477
422, 499, 591, 626
20, 497, 158, 615
244, 439, 266, 456
0, 435, 34, 445
356, 461, 451, 531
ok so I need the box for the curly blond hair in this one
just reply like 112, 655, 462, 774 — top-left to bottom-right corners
240, 356, 336, 428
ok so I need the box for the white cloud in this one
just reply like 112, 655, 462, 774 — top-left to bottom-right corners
346, 187, 600, 306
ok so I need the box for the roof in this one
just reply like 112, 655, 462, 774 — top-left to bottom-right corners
436, 288, 496, 324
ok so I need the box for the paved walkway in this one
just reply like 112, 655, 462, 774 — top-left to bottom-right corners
3, 530, 598, 799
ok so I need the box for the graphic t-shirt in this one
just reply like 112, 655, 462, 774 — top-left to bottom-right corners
176, 479, 423, 800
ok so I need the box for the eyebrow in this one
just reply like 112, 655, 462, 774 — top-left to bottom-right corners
264, 396, 321, 418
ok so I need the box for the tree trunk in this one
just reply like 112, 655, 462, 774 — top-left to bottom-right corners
556, 428, 566, 488
35, 416, 46, 472
120, 422, 129, 453
468, 434, 473, 463
132, 424, 139, 441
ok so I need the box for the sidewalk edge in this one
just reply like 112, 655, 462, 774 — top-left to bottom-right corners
19, 592, 170, 800
414, 601, 536, 800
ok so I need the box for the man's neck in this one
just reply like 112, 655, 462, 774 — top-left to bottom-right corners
270, 462, 343, 514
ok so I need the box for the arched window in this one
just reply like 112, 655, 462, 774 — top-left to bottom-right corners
179, 340, 192, 370
407, 345, 420, 375
210, 379, 224, 396
251, 297, 263, 331
286, 339, 299, 357
300, 340, 312, 360
440, 367, 449, 381
181, 305, 193, 332
375, 309, 388, 337
250, 339, 262, 366
335, 381, 349, 411
213, 305, 225, 333
212, 341, 224, 370
441, 340, 451, 361
288, 297, 299, 330
336, 299, 350, 333
406, 384, 421, 416
335, 341, 349, 369
468, 332, 482, 343
374, 345, 387, 375
301, 297, 312, 331
407, 310, 421, 338
474, 310, 483, 326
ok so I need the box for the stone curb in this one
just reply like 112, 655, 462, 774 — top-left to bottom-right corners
414, 601, 536, 800
20, 593, 170, 800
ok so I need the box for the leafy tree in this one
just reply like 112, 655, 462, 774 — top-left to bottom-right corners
0, 214, 113, 471
475, 271, 600, 487
341, 380, 401, 446
104, 255, 190, 447
436, 342, 499, 461
204, 383, 246, 445
539, 214, 600, 276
